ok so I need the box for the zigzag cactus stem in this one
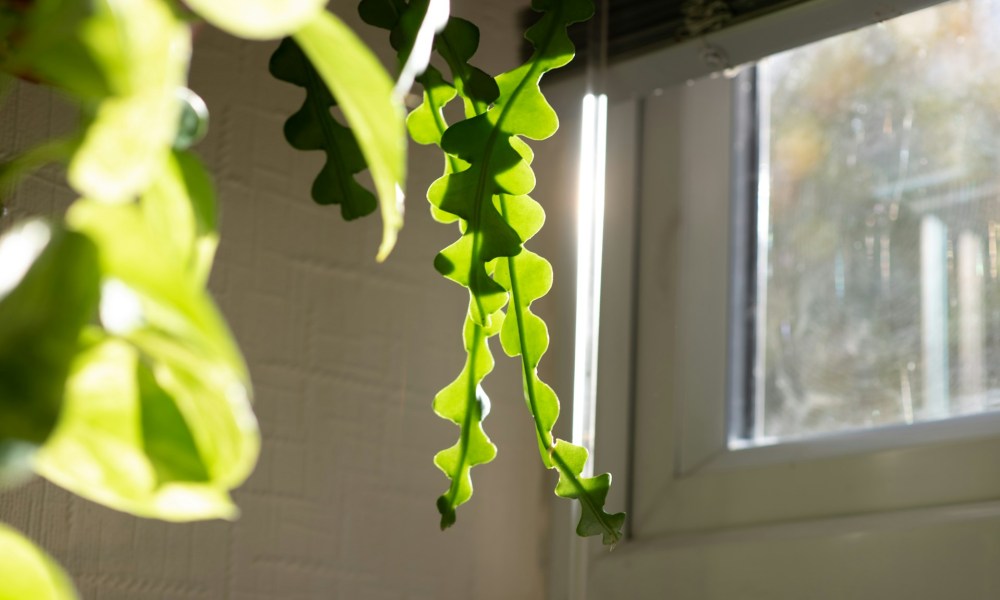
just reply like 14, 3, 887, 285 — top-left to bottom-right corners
430, 0, 625, 543
361, 0, 625, 541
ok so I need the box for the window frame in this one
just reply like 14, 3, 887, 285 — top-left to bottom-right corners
568, 0, 1000, 597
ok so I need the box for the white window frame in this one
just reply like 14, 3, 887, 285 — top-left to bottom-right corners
550, 0, 1000, 597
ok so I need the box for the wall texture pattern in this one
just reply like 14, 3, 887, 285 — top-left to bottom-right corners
0, 3, 573, 598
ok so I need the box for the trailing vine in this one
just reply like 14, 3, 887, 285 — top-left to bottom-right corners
0, 0, 623, 595
346, 0, 624, 542
431, 0, 624, 544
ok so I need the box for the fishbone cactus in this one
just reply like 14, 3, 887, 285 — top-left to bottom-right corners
272, 0, 625, 544
374, 0, 625, 544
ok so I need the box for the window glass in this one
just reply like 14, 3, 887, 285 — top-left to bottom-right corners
752, 0, 1000, 441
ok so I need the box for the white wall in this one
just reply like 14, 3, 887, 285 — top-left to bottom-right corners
0, 2, 587, 598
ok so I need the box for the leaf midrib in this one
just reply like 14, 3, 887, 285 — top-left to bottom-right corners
444, 320, 483, 508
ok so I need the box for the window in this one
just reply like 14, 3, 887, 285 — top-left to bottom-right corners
554, 0, 1000, 598
747, 0, 1000, 444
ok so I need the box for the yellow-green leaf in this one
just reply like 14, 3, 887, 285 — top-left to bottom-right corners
34, 337, 249, 521
1, 1, 193, 200
67, 197, 243, 376
68, 198, 258, 487
140, 152, 219, 287
0, 524, 77, 600
184, 0, 325, 40
45, 159, 259, 521
0, 220, 100, 449
66, 0, 191, 202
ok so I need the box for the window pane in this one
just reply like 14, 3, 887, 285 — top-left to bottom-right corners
752, 0, 1000, 441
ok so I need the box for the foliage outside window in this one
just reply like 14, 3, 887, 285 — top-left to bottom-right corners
754, 0, 1000, 441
